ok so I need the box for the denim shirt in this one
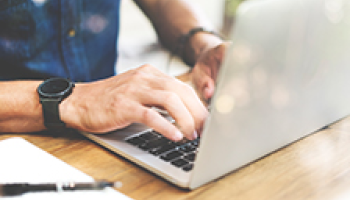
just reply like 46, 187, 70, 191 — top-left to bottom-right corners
0, 0, 121, 82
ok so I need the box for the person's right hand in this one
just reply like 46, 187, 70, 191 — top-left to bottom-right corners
60, 65, 208, 141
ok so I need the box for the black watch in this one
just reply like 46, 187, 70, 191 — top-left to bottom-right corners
37, 77, 75, 129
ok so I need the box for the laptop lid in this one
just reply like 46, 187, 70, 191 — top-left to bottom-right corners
189, 0, 350, 189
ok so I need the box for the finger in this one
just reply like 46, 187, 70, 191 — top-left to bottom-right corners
137, 89, 197, 140
163, 80, 208, 134
191, 66, 212, 100
131, 105, 184, 141
203, 78, 215, 100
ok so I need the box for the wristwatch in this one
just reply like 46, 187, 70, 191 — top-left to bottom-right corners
37, 77, 75, 129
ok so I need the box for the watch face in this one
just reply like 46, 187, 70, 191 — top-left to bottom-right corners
38, 78, 74, 98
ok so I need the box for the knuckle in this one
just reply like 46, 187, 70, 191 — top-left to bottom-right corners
180, 84, 198, 99
130, 69, 144, 79
163, 92, 180, 104
110, 95, 126, 108
139, 64, 154, 71
140, 108, 156, 124
121, 84, 137, 95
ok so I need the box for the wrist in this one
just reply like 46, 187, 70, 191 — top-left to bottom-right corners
37, 78, 75, 130
59, 83, 83, 130
182, 29, 224, 66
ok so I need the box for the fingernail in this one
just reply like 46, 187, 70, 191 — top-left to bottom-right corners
173, 131, 183, 141
191, 131, 198, 140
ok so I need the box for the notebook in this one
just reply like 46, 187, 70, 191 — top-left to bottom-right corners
0, 137, 133, 200
81, 0, 350, 189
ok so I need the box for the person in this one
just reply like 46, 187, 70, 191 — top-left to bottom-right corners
0, 0, 229, 141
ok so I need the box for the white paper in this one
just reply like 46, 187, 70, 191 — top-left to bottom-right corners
0, 137, 133, 200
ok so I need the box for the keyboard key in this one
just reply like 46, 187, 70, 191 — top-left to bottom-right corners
171, 158, 189, 167
191, 139, 199, 147
160, 150, 183, 161
149, 143, 177, 155
176, 138, 190, 145
184, 152, 196, 162
126, 137, 145, 146
178, 144, 196, 153
139, 137, 169, 151
139, 131, 159, 141
183, 164, 193, 172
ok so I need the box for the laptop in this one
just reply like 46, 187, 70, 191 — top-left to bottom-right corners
80, 0, 350, 189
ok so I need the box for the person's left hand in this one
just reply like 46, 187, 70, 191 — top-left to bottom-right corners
191, 41, 231, 103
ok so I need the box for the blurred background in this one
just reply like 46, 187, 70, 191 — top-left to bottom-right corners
117, 0, 244, 76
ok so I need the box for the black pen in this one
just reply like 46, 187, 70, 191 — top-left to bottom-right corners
0, 181, 122, 196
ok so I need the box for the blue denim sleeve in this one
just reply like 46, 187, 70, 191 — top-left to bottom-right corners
0, 0, 121, 82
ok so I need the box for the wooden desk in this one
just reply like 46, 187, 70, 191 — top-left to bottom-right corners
1, 73, 350, 200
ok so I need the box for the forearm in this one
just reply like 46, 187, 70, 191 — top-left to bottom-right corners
0, 81, 44, 133
134, 0, 223, 65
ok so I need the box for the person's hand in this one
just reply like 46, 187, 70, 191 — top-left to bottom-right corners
191, 42, 231, 102
60, 65, 208, 141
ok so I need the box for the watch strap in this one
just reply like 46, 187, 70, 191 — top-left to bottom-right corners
40, 98, 66, 129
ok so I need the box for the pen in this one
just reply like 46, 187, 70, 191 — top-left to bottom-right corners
0, 181, 122, 196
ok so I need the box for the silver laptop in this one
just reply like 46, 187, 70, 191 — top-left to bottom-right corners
81, 0, 350, 189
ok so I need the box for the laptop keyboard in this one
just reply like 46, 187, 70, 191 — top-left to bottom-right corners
125, 130, 199, 172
